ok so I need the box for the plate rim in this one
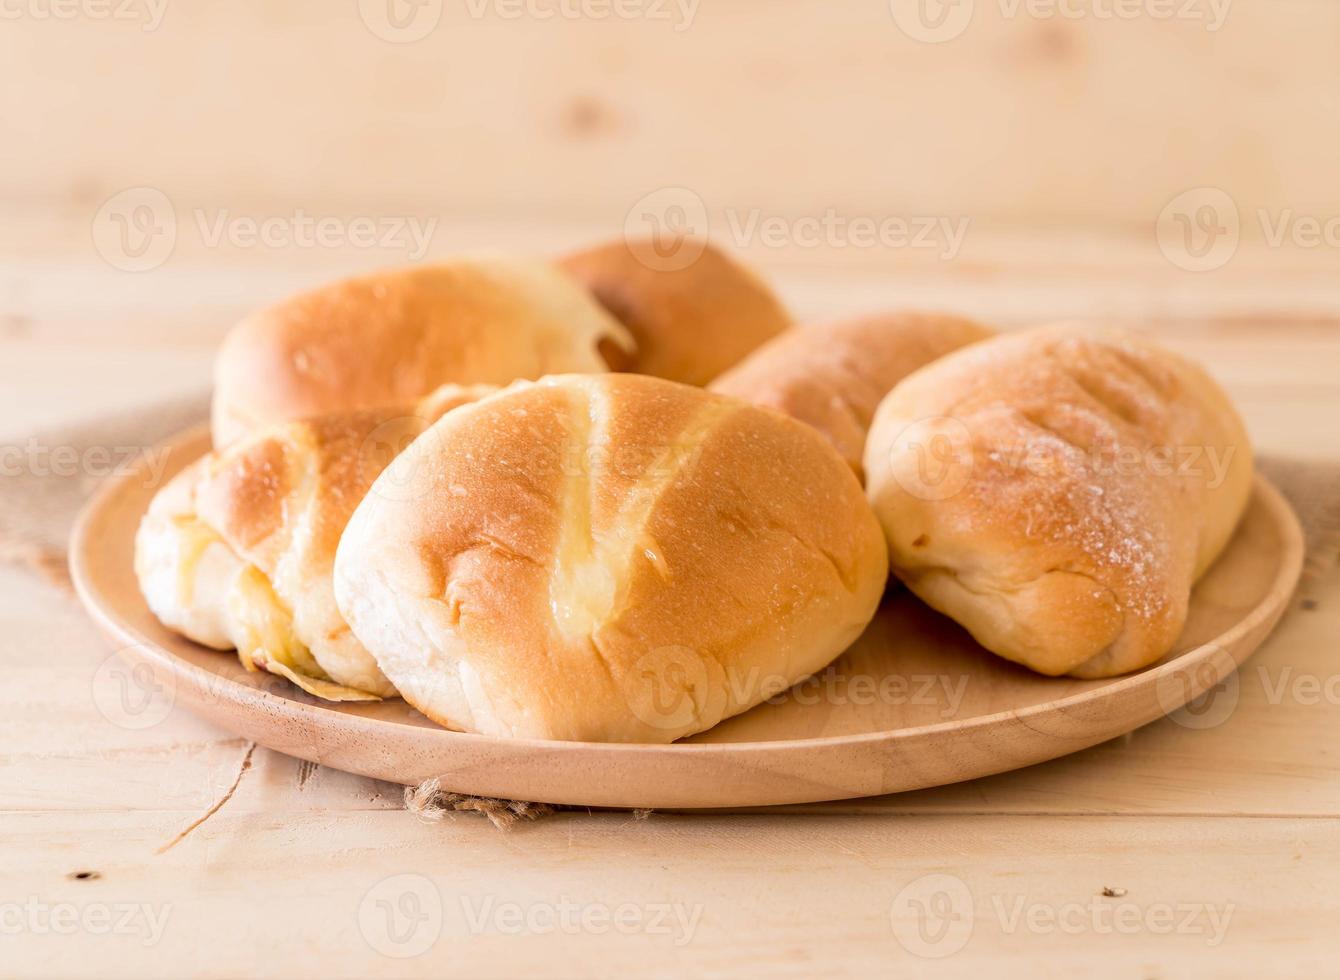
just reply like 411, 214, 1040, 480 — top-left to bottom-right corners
69, 425, 1306, 756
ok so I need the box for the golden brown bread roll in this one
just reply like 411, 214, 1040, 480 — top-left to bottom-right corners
557, 239, 791, 386
710, 311, 993, 479
333, 374, 888, 742
863, 323, 1252, 679
136, 385, 494, 699
211, 256, 631, 446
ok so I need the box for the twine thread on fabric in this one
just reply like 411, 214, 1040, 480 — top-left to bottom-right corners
404, 778, 557, 830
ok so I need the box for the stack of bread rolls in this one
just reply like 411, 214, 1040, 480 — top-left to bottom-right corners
136, 237, 1253, 743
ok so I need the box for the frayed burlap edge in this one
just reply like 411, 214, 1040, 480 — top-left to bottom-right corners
404, 778, 653, 830
404, 778, 559, 830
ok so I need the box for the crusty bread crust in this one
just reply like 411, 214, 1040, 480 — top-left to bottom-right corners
864, 323, 1253, 678
211, 256, 631, 446
138, 385, 494, 697
558, 240, 791, 386
711, 311, 993, 479
334, 374, 889, 742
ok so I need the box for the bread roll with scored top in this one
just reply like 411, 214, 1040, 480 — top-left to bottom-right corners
136, 385, 494, 699
558, 239, 791, 386
711, 311, 993, 479
863, 323, 1252, 679
334, 373, 888, 742
211, 256, 631, 446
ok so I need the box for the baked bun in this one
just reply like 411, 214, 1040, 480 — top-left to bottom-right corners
211, 256, 631, 446
334, 374, 888, 742
557, 239, 791, 386
863, 323, 1252, 679
136, 385, 493, 699
711, 311, 993, 479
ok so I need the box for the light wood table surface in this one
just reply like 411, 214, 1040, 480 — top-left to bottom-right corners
2, 220, 1338, 978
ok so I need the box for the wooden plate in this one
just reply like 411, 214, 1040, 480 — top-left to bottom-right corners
70, 427, 1304, 809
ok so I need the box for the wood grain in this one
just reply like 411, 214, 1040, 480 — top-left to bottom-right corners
3, 810, 1337, 978
2, 1, 1338, 229
2, 224, 1337, 975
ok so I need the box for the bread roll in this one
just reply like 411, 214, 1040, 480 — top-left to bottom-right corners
136, 385, 493, 699
711, 311, 993, 479
558, 239, 791, 386
334, 374, 888, 742
211, 256, 631, 446
863, 324, 1252, 679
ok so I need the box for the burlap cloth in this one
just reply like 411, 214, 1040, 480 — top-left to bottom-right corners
5, 398, 1338, 827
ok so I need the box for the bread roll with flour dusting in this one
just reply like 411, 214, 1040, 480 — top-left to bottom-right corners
211, 256, 630, 446
558, 239, 791, 386
136, 385, 493, 699
334, 373, 888, 742
863, 324, 1252, 678
711, 311, 993, 479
